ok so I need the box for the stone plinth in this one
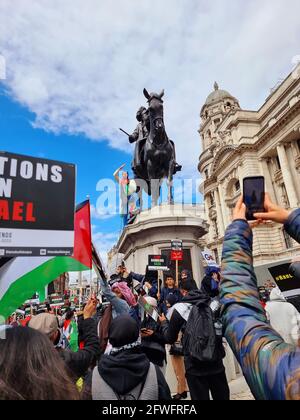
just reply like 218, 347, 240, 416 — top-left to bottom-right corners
116, 204, 209, 285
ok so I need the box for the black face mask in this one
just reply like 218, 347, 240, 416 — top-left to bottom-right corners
289, 262, 300, 280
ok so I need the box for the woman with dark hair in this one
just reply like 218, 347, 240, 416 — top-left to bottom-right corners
92, 315, 171, 400
180, 269, 198, 292
0, 326, 79, 400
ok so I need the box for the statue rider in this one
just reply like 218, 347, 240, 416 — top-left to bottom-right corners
129, 106, 149, 176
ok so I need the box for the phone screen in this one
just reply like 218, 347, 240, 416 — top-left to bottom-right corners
243, 177, 265, 220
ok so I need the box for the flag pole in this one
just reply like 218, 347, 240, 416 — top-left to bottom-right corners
176, 260, 179, 288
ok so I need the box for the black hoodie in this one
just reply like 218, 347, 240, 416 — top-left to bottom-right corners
161, 290, 225, 377
98, 348, 171, 400
179, 270, 198, 291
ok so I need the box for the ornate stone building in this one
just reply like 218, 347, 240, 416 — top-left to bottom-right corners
198, 71, 300, 282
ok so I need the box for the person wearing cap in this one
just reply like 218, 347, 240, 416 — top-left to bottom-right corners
140, 296, 167, 374
29, 297, 99, 380
91, 315, 171, 400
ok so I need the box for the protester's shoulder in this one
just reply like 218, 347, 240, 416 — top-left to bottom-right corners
173, 301, 191, 309
172, 302, 192, 318
285, 208, 300, 229
80, 317, 97, 330
285, 302, 300, 316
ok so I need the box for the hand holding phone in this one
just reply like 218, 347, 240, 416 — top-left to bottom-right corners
243, 177, 265, 220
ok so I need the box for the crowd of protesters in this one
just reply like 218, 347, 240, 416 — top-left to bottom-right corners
1, 194, 300, 400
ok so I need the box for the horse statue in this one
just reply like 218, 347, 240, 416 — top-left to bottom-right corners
132, 88, 181, 207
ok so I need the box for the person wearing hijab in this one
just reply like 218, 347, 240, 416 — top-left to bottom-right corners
91, 315, 171, 400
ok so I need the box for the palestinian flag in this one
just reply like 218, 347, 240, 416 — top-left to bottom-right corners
0, 200, 92, 319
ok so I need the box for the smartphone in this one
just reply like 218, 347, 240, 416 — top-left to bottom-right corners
243, 176, 265, 220
134, 283, 147, 296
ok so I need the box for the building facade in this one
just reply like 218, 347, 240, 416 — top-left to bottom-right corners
198, 71, 300, 283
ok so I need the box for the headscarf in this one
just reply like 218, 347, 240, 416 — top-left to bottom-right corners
108, 315, 140, 354
111, 282, 136, 307
205, 266, 220, 276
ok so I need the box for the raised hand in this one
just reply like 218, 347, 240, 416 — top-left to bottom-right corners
254, 193, 291, 224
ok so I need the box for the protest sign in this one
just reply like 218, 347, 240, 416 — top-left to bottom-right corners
201, 249, 218, 267
268, 263, 300, 292
0, 152, 75, 256
171, 250, 183, 261
148, 255, 169, 271
138, 295, 159, 322
171, 239, 183, 251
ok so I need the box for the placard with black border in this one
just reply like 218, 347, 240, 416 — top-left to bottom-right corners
0, 151, 76, 256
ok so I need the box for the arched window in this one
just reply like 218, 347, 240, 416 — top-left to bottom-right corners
226, 178, 241, 199
235, 181, 241, 193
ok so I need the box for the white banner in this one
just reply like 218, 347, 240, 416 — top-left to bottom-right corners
201, 250, 219, 267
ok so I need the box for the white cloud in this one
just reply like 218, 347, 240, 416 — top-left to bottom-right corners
90, 203, 115, 220
92, 230, 119, 264
1, 0, 300, 177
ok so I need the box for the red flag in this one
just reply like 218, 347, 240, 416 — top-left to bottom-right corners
72, 200, 92, 269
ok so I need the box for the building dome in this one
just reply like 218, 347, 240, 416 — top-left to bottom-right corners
201, 82, 239, 112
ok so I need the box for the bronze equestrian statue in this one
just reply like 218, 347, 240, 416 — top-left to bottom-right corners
125, 89, 182, 207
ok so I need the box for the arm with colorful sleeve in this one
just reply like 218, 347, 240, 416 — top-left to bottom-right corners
220, 196, 300, 400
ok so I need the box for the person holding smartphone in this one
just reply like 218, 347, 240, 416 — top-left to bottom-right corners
221, 193, 300, 400
140, 297, 167, 374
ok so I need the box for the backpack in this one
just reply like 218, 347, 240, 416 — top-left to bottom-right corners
183, 299, 224, 363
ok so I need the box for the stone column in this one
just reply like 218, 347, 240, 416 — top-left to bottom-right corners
290, 141, 299, 159
204, 195, 213, 242
277, 144, 299, 208
260, 158, 276, 202
237, 164, 244, 187
214, 189, 225, 237
218, 184, 229, 228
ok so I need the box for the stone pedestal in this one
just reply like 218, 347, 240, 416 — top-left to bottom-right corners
116, 204, 208, 285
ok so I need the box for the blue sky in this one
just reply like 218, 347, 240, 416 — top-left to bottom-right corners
0, 90, 130, 256
1, 0, 300, 261
0, 89, 201, 260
